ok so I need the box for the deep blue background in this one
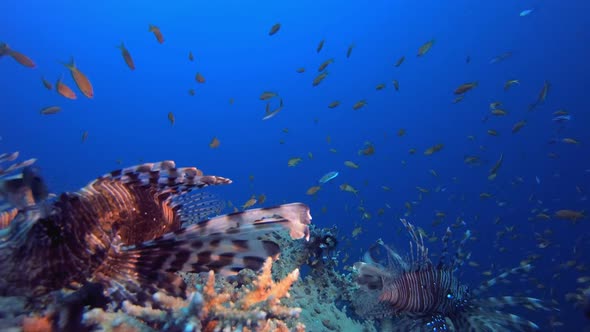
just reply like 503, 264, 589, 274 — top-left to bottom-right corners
2, 0, 590, 329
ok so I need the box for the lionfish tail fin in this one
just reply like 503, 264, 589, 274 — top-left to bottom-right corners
96, 203, 311, 302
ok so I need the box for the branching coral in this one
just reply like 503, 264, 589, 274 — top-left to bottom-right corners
80, 257, 304, 332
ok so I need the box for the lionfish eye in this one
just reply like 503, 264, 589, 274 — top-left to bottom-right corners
446, 292, 454, 299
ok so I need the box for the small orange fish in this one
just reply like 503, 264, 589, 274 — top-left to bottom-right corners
512, 121, 526, 134
0, 43, 35, 68
209, 137, 220, 148
346, 43, 354, 58
392, 80, 399, 91
454, 81, 478, 95
328, 101, 340, 109
417, 39, 435, 57
306, 186, 321, 195
167, 112, 175, 125
529, 80, 550, 111
62, 58, 93, 98
269, 23, 281, 36
188, 51, 194, 61
318, 58, 334, 72
358, 142, 375, 156
117, 42, 135, 70
316, 39, 325, 53
41, 77, 52, 90
149, 24, 164, 44
491, 109, 508, 116
312, 71, 328, 86
260, 91, 278, 100
40, 106, 61, 115
554, 210, 584, 222
81, 131, 88, 142
195, 72, 206, 83
394, 56, 405, 67
296, 67, 305, 73
352, 99, 367, 110
424, 144, 444, 155
56, 77, 77, 100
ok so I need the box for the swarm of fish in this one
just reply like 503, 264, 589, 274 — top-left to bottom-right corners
0, 152, 311, 304
352, 219, 550, 331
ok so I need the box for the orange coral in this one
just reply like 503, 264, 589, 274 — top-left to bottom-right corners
240, 257, 300, 309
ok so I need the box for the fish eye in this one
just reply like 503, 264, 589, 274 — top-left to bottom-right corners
446, 292, 454, 299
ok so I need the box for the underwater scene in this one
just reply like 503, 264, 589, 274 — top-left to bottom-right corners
1, 0, 589, 331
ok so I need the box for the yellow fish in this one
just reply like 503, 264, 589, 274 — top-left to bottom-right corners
344, 161, 359, 169
241, 195, 257, 209
288, 157, 302, 167
340, 183, 358, 195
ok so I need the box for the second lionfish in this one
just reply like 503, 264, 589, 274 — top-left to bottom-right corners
0, 152, 311, 304
353, 218, 550, 331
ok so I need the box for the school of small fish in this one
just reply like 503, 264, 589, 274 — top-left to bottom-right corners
1, 7, 588, 329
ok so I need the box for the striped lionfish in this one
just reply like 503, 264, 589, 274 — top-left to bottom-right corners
0, 152, 311, 304
353, 219, 549, 331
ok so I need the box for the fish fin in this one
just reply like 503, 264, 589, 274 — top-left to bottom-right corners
171, 191, 225, 226
60, 57, 75, 70
80, 161, 232, 244
86, 161, 232, 204
96, 203, 311, 302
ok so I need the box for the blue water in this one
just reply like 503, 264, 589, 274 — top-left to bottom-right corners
2, 0, 590, 329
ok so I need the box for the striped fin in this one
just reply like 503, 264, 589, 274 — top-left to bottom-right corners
95, 203, 311, 301
0, 152, 36, 176
84, 161, 232, 199
400, 218, 430, 268
77, 161, 232, 245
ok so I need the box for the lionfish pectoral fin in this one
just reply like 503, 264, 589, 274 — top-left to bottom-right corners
95, 203, 311, 302
172, 191, 226, 226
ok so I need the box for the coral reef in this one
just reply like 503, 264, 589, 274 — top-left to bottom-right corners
80, 257, 304, 332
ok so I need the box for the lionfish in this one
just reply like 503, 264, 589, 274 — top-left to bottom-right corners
353, 219, 549, 331
0, 152, 311, 304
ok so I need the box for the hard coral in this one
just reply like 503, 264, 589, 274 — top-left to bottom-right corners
81, 257, 304, 332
